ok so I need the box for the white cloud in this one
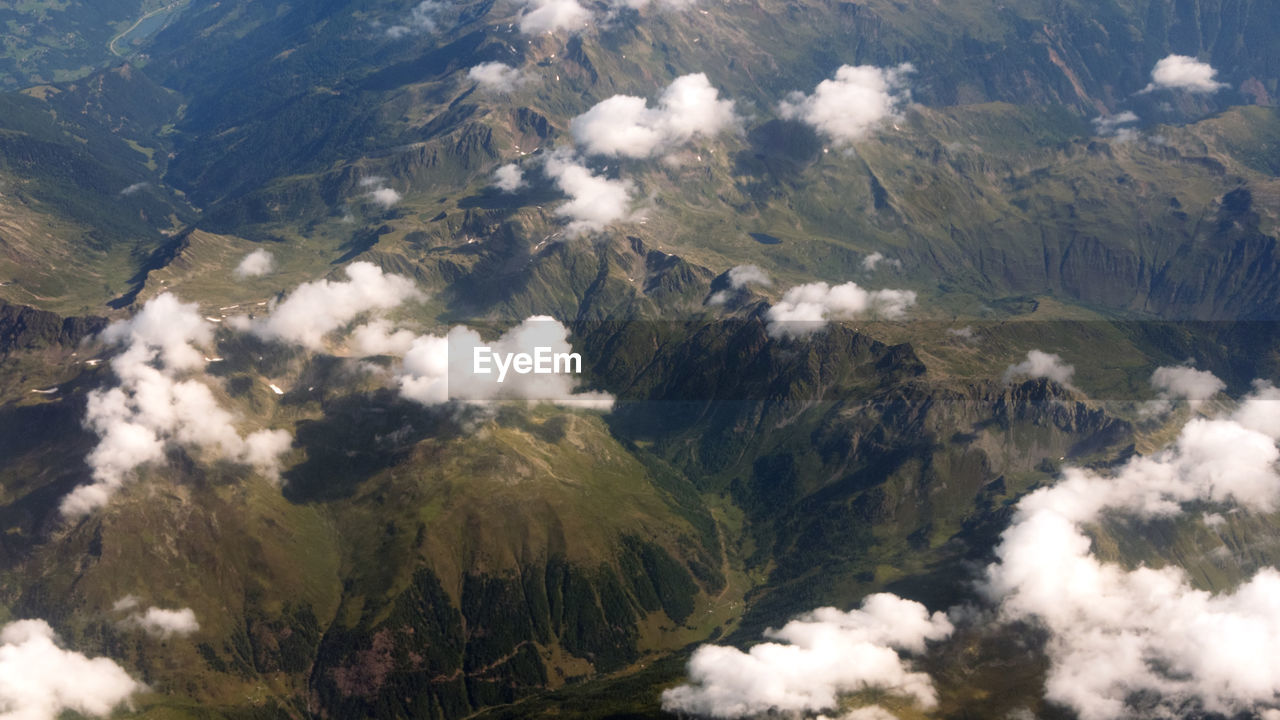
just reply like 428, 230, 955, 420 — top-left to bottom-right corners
727, 264, 772, 289
861, 252, 901, 271
542, 149, 634, 236
1233, 381, 1280, 439
63, 294, 293, 517
1144, 364, 1225, 415
394, 317, 613, 409
367, 187, 402, 209
398, 333, 451, 405
349, 318, 419, 357
517, 0, 694, 33
468, 62, 524, 92
1142, 55, 1226, 94
518, 0, 591, 34
709, 265, 772, 305
573, 96, 660, 156
661, 593, 952, 718
233, 249, 275, 279
98, 293, 211, 372
233, 261, 423, 350
118, 182, 148, 197
1093, 111, 1139, 142
947, 326, 976, 342
240, 268, 606, 408
548, 75, 733, 233
492, 163, 525, 192
779, 64, 914, 145
1151, 365, 1225, 404
386, 0, 443, 37
356, 176, 402, 209
982, 384, 1280, 720
765, 281, 917, 339
117, 606, 200, 638
1003, 350, 1074, 387
240, 429, 293, 472
570, 73, 738, 158
0, 618, 140, 720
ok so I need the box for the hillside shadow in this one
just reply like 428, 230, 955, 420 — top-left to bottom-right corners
360, 31, 488, 92
332, 223, 393, 265
458, 183, 560, 211
0, 399, 96, 553
283, 390, 464, 503
732, 118, 823, 192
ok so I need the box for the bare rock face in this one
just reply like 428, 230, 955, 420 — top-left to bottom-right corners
0, 303, 105, 355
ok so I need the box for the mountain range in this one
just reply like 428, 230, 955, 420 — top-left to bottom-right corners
0, 1, 1278, 719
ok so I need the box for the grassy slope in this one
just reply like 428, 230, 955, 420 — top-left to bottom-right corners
0, 1, 1277, 718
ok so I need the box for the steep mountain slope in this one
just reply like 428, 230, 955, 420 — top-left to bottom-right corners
0, 1, 1277, 719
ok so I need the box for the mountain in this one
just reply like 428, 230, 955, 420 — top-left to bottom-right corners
0, 1, 1277, 719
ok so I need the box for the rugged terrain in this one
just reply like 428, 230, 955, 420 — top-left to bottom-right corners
0, 0, 1278, 719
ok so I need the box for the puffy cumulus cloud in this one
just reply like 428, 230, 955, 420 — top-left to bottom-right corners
518, 0, 696, 33
765, 281, 917, 339
661, 593, 953, 718
779, 64, 913, 146
518, 0, 591, 34
1143, 364, 1226, 416
726, 264, 772, 289
982, 385, 1280, 720
63, 295, 292, 517
1151, 365, 1225, 404
233, 249, 275, 279
398, 333, 450, 405
542, 149, 635, 236
1002, 350, 1074, 387
547, 74, 734, 232
492, 163, 525, 193
240, 429, 293, 471
947, 326, 976, 342
570, 73, 737, 158
240, 268, 607, 408
386, 0, 444, 37
134, 607, 198, 638
367, 187, 402, 209
357, 176, 402, 209
98, 293, 211, 372
349, 318, 419, 357
1232, 381, 1280, 439
1093, 111, 1139, 142
1142, 55, 1227, 94
709, 264, 771, 305
0, 618, 140, 720
113, 602, 200, 638
393, 317, 613, 409
232, 262, 423, 350
861, 252, 901, 271
468, 62, 524, 92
